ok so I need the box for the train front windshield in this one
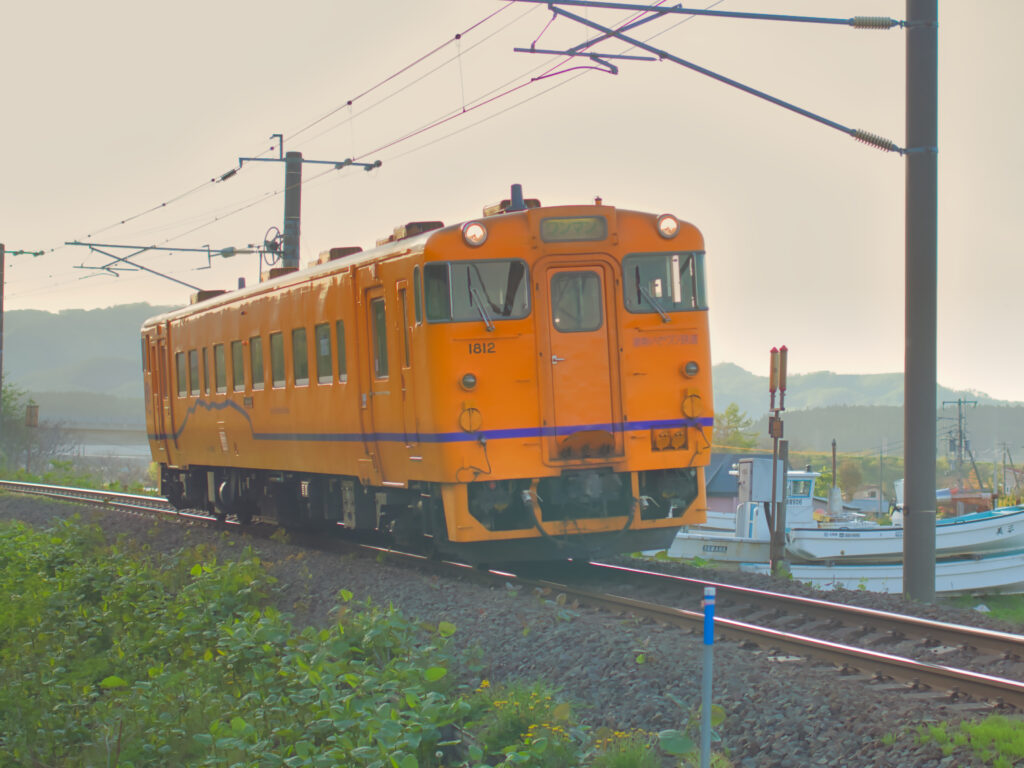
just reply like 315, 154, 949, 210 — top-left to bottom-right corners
424, 260, 530, 322
623, 252, 707, 314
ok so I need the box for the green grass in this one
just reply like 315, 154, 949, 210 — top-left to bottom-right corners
0, 515, 705, 767
916, 716, 1024, 767
944, 593, 1024, 626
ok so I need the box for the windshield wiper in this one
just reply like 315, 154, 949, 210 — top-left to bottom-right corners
637, 284, 670, 323
468, 281, 495, 332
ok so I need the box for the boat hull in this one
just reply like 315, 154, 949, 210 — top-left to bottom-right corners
786, 507, 1024, 563
743, 548, 1024, 595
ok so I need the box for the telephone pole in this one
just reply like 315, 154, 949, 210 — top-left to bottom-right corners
942, 398, 977, 482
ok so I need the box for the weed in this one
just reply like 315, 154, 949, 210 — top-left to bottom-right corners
916, 716, 1024, 765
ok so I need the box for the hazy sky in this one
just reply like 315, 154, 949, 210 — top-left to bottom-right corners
3, 2, 1022, 401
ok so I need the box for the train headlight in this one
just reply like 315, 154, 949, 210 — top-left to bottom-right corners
460, 372, 478, 391
657, 214, 679, 239
682, 361, 700, 377
462, 221, 488, 247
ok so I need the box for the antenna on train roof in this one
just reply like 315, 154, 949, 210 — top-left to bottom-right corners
507, 183, 527, 212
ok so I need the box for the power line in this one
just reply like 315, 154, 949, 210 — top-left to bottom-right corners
25, 1, 717, 289
285, 3, 520, 147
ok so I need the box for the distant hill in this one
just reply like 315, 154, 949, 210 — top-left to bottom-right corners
3, 304, 1021, 448
4, 303, 174, 427
713, 363, 1024, 456
712, 362, 1012, 418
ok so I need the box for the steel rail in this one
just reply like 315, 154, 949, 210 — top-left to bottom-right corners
525, 577, 1024, 708
0, 480, 173, 510
589, 561, 1024, 661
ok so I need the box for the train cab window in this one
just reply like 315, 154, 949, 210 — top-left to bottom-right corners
314, 323, 332, 383
550, 271, 602, 333
623, 252, 707, 315
413, 266, 423, 323
188, 350, 200, 396
202, 348, 209, 395
231, 341, 245, 392
270, 332, 285, 388
370, 299, 388, 378
250, 336, 264, 390
335, 320, 347, 382
214, 344, 227, 393
175, 352, 187, 397
292, 328, 309, 386
423, 259, 529, 323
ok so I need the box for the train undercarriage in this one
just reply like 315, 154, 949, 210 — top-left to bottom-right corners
159, 463, 699, 561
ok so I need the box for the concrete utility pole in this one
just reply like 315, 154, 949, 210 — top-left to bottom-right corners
903, 0, 939, 603
283, 151, 303, 270
237, 136, 381, 273
0, 242, 4, 447
0, 243, 44, 448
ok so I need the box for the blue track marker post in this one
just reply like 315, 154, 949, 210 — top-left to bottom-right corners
701, 586, 715, 768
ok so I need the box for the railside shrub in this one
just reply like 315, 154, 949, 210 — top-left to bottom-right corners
0, 518, 467, 767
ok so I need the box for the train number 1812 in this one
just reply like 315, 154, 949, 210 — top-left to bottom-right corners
468, 342, 496, 355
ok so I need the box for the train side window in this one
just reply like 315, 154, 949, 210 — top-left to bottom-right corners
270, 332, 285, 388
250, 336, 264, 390
413, 266, 423, 323
370, 298, 388, 378
231, 340, 245, 392
423, 263, 451, 321
140, 338, 148, 373
188, 349, 200, 396
335, 320, 347, 382
202, 348, 209, 395
214, 344, 227, 393
398, 287, 411, 368
292, 327, 309, 386
314, 323, 332, 383
175, 352, 187, 397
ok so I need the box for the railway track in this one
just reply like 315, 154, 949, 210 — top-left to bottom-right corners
4, 479, 1023, 709
513, 560, 1024, 709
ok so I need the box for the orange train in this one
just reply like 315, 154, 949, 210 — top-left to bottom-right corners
141, 186, 713, 560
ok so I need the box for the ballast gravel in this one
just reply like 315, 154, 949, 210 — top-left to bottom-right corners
1, 493, 1016, 768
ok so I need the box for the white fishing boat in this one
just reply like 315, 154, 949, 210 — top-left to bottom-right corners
664, 466, 821, 563
785, 506, 1024, 564
742, 548, 1024, 595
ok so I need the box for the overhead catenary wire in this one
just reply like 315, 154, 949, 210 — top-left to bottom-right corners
284, 2, 519, 147
28, 0, 723, 288
38, 5, 523, 262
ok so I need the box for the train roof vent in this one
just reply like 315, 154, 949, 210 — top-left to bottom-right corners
261, 266, 298, 283
483, 196, 541, 217
190, 289, 227, 304
377, 221, 444, 246
316, 246, 363, 265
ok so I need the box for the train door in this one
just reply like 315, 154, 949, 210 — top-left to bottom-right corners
537, 257, 624, 461
151, 332, 174, 456
396, 280, 419, 448
361, 283, 396, 480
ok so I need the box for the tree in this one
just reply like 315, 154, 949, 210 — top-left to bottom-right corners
713, 402, 758, 449
837, 459, 864, 500
1, 382, 78, 474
